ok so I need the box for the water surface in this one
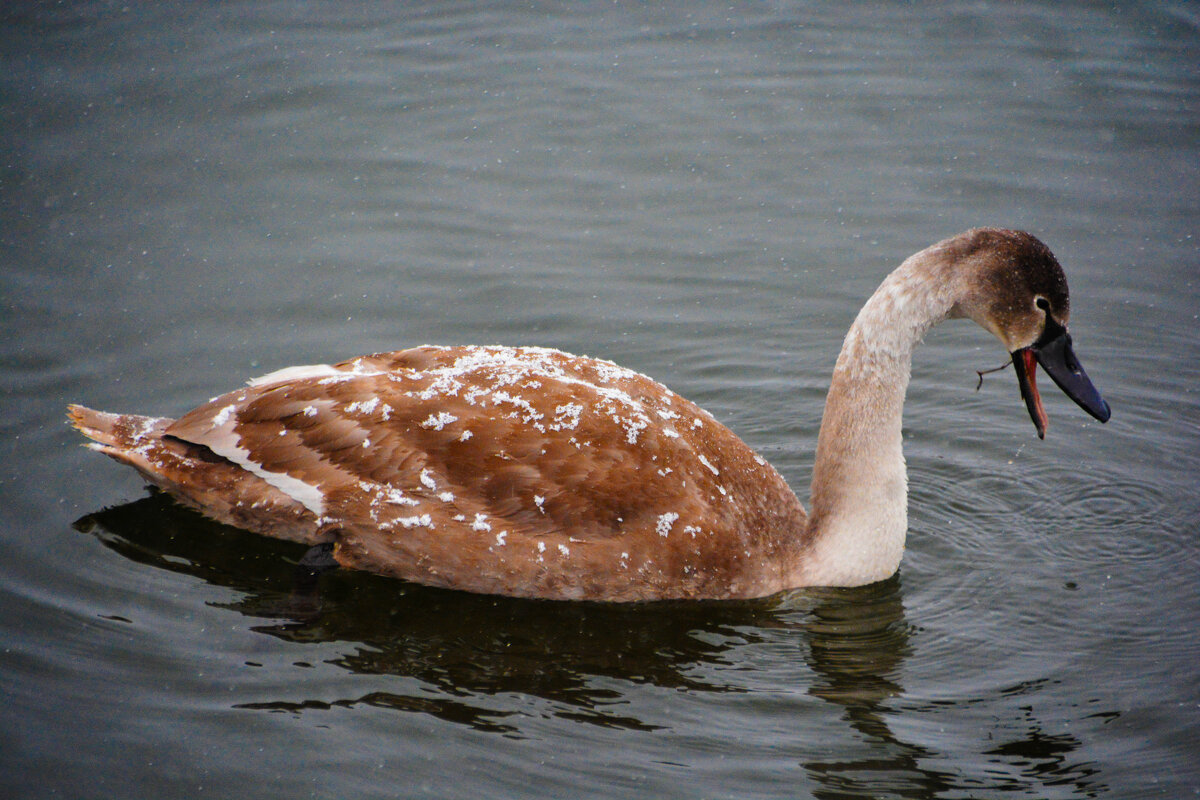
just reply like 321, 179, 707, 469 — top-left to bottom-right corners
2, 2, 1198, 798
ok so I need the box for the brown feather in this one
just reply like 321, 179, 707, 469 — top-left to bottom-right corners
70, 346, 805, 600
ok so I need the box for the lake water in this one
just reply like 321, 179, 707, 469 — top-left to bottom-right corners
2, 2, 1198, 798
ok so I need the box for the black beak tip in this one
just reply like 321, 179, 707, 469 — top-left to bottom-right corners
1032, 330, 1112, 427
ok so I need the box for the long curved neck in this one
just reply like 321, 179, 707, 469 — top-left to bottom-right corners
797, 249, 960, 586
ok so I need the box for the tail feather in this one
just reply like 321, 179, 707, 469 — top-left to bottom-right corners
67, 404, 172, 459
67, 404, 323, 545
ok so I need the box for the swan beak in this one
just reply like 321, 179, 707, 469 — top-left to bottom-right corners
1013, 328, 1111, 439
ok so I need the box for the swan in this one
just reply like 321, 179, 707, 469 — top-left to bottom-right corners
68, 228, 1110, 601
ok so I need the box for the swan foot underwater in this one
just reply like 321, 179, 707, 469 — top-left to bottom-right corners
69, 228, 1110, 602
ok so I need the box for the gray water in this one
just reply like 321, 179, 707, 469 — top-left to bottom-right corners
2, 2, 1198, 798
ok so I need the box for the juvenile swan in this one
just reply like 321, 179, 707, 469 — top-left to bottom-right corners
69, 228, 1110, 601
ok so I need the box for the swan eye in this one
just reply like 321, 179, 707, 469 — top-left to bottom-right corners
1034, 296, 1050, 311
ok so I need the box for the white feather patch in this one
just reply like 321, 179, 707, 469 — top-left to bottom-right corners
199, 405, 328, 515
246, 363, 343, 387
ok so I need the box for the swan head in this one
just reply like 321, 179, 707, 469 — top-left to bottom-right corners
945, 228, 1112, 439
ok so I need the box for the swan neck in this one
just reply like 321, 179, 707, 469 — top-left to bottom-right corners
799, 252, 957, 586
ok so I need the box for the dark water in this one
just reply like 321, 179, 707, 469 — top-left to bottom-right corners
3, 2, 1198, 798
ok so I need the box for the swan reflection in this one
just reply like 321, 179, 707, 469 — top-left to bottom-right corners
79, 493, 1107, 795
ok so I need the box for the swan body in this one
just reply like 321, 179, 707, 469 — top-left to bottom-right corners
69, 228, 1110, 601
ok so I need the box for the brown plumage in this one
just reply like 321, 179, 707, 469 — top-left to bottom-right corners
69, 229, 1110, 601
70, 346, 804, 600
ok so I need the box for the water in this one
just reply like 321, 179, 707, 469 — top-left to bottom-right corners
3, 2, 1198, 797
